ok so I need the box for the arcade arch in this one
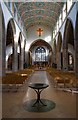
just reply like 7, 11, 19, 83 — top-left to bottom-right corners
63, 18, 74, 71
29, 39, 53, 67
6, 18, 16, 71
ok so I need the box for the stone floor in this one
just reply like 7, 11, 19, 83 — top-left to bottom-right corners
2, 71, 76, 119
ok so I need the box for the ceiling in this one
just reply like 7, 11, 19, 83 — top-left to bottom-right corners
15, 2, 64, 30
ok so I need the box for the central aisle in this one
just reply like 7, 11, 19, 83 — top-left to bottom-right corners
23, 70, 50, 102
28, 70, 49, 84
2, 70, 76, 118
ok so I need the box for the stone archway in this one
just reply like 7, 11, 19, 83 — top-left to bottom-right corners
29, 39, 53, 67
75, 12, 78, 76
63, 18, 74, 71
56, 32, 62, 69
6, 18, 16, 71
0, 4, 6, 77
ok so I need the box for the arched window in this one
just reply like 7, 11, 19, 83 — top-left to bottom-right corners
68, 53, 73, 65
68, 53, 74, 71
35, 47, 46, 61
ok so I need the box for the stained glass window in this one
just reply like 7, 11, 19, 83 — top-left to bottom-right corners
35, 47, 46, 61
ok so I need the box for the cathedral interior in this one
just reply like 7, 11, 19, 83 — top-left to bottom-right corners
0, 0, 78, 119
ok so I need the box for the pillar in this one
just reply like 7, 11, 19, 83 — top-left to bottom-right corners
63, 48, 68, 71
12, 42, 18, 71
0, 3, 4, 120
20, 48, 24, 70
30, 51, 32, 66
57, 52, 61, 69
25, 51, 29, 67
49, 51, 52, 67
0, 4, 5, 77
75, 40, 78, 76
53, 49, 56, 64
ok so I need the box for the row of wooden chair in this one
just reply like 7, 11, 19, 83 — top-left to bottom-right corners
46, 67, 77, 88
2, 68, 34, 84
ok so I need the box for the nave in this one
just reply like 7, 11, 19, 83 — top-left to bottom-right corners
0, 1, 78, 119
2, 70, 76, 118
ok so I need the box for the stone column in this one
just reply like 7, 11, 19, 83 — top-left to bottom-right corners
63, 49, 68, 71
12, 42, 18, 72
53, 50, 56, 64
29, 51, 32, 66
57, 52, 61, 70
75, 12, 78, 77
0, 5, 4, 120
49, 51, 52, 67
51, 52, 53, 67
0, 5, 6, 77
75, 41, 78, 77
20, 48, 24, 70
25, 51, 29, 67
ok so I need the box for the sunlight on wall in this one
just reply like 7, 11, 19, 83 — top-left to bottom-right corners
21, 41, 24, 49
6, 46, 12, 61
25, 43, 30, 52
45, 36, 51, 42
14, 34, 18, 43
67, 0, 72, 12
63, 3, 66, 21
46, 50, 49, 56
17, 46, 20, 53
6, 55, 8, 61
59, 13, 62, 28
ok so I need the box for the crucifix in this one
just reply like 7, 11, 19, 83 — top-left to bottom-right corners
37, 28, 43, 37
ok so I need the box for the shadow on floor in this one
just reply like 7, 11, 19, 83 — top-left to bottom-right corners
23, 99, 56, 112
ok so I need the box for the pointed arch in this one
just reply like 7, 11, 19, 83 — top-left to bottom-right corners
6, 18, 16, 71
29, 39, 52, 52
63, 18, 74, 49
63, 18, 75, 71
29, 39, 53, 67
6, 18, 16, 45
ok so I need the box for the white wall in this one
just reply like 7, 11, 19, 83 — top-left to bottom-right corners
26, 24, 52, 51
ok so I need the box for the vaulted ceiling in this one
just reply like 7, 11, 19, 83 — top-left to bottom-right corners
15, 2, 64, 30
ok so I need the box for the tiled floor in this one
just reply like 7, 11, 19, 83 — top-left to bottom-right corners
2, 71, 76, 118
